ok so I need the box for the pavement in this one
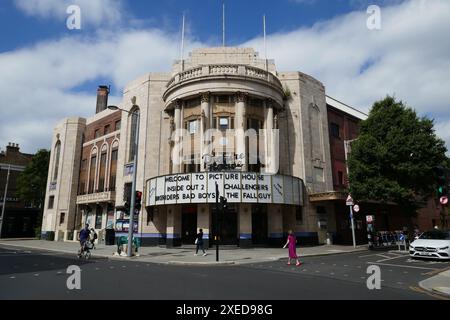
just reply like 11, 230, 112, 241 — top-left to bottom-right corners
419, 269, 450, 296
0, 239, 368, 265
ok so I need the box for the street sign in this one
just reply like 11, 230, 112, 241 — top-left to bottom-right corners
353, 204, 360, 212
440, 196, 448, 205
346, 194, 354, 206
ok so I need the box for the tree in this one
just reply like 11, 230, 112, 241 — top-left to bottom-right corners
348, 96, 448, 215
16, 149, 50, 237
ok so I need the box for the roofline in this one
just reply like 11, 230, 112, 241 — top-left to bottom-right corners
326, 95, 368, 120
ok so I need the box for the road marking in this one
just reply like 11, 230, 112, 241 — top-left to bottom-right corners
344, 265, 349, 267
34, 274, 39, 277
330, 272, 335, 275
367, 261, 438, 271
403, 271, 408, 274
359, 253, 378, 258
95, 268, 100, 271
356, 266, 362, 269
376, 255, 409, 263
315, 270, 320, 273
10, 276, 16, 279
360, 276, 365, 279
376, 254, 391, 259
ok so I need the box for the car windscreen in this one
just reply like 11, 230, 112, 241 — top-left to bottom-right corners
419, 231, 450, 240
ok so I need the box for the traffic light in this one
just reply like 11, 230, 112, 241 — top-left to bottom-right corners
433, 166, 448, 197
219, 196, 227, 212
135, 191, 143, 211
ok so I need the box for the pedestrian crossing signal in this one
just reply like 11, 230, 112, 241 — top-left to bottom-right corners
135, 191, 142, 211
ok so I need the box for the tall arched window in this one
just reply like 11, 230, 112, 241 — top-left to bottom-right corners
98, 144, 108, 192
128, 107, 140, 163
109, 141, 119, 192
53, 141, 61, 182
88, 148, 97, 194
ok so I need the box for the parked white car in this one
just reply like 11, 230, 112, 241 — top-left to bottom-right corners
409, 230, 450, 260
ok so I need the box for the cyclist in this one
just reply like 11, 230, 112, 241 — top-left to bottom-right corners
78, 224, 91, 257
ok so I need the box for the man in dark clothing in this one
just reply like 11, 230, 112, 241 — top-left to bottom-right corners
78, 224, 90, 255
195, 229, 207, 256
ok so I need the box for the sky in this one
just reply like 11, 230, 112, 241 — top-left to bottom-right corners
0, 0, 449, 154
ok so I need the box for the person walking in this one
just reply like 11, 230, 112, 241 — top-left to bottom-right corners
283, 230, 301, 266
195, 228, 207, 256
89, 228, 97, 249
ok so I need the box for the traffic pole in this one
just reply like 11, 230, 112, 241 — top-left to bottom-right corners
215, 182, 219, 262
350, 205, 356, 248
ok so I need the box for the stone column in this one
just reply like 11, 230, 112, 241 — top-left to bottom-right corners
172, 101, 182, 174
268, 205, 284, 247
197, 204, 210, 248
265, 99, 276, 174
235, 92, 247, 171
166, 205, 182, 247
238, 203, 252, 248
201, 93, 211, 171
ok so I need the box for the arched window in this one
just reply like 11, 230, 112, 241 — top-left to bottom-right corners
128, 107, 140, 163
88, 148, 98, 194
109, 141, 119, 192
53, 141, 61, 182
98, 144, 108, 192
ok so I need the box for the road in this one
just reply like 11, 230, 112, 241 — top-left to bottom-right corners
1, 245, 448, 300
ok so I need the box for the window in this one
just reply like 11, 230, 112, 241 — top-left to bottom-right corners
212, 117, 217, 129
219, 117, 229, 130
79, 181, 85, 195
104, 125, 111, 135
314, 167, 324, 182
88, 155, 97, 194
59, 212, 65, 225
188, 120, 198, 134
98, 152, 107, 192
296, 206, 303, 224
215, 95, 230, 104
115, 120, 121, 131
330, 122, 340, 139
53, 141, 61, 182
338, 171, 344, 186
248, 118, 261, 131
110, 149, 118, 192
95, 129, 101, 139
316, 206, 327, 214
185, 98, 201, 108
48, 196, 55, 209
95, 206, 103, 229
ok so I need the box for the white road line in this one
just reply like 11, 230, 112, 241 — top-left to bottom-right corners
366, 261, 438, 271
330, 273, 335, 275
10, 276, 16, 279
376, 255, 408, 263
376, 254, 391, 259
359, 254, 378, 258
34, 274, 39, 276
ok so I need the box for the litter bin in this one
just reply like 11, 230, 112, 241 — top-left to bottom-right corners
105, 229, 115, 246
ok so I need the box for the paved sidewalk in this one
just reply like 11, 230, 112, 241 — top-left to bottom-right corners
420, 269, 450, 297
0, 239, 368, 265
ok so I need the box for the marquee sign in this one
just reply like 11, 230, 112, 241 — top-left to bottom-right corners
146, 172, 303, 206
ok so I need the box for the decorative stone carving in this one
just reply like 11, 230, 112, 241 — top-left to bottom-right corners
235, 92, 248, 103
200, 92, 210, 104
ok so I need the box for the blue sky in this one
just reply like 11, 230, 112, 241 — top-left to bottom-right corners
0, 0, 449, 153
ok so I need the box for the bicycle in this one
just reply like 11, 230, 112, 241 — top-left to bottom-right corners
78, 241, 93, 260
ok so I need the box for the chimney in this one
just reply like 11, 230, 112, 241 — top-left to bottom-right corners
96, 85, 110, 114
6, 142, 20, 154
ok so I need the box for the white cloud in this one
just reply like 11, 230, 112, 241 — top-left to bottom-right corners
245, 0, 450, 152
0, 30, 202, 153
14, 0, 124, 27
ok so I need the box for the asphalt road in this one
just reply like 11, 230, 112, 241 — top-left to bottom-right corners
0, 245, 448, 300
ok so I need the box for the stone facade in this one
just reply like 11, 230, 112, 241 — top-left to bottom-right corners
41, 47, 369, 247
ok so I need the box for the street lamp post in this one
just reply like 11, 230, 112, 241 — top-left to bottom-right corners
108, 105, 140, 257
0, 165, 11, 239
344, 139, 358, 248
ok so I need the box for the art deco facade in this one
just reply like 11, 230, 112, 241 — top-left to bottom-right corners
42, 47, 371, 247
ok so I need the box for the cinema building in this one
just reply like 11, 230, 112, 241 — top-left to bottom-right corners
42, 47, 371, 247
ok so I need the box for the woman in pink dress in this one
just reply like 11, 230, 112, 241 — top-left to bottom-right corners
283, 230, 301, 266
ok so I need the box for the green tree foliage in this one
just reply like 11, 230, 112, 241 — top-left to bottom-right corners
348, 96, 447, 214
16, 149, 50, 236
